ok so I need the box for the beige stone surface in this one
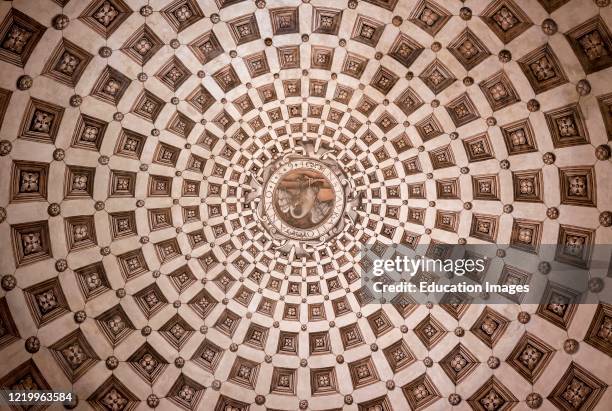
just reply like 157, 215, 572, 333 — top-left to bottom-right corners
0, 0, 611, 410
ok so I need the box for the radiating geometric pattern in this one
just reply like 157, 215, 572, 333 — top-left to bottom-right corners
0, 0, 611, 410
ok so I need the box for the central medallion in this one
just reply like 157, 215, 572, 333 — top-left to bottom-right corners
261, 157, 347, 242
273, 168, 335, 229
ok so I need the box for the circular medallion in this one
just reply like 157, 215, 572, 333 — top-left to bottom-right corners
263, 158, 346, 241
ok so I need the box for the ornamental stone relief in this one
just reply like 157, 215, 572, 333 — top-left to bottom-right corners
0, 1, 611, 410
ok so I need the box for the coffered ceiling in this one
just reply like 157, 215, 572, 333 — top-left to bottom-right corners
0, 0, 611, 410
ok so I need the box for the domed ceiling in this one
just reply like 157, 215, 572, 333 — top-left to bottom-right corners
0, 0, 611, 410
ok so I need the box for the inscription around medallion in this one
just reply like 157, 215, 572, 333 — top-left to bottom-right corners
263, 159, 345, 240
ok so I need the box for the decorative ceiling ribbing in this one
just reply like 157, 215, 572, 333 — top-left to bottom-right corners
0, 0, 611, 410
